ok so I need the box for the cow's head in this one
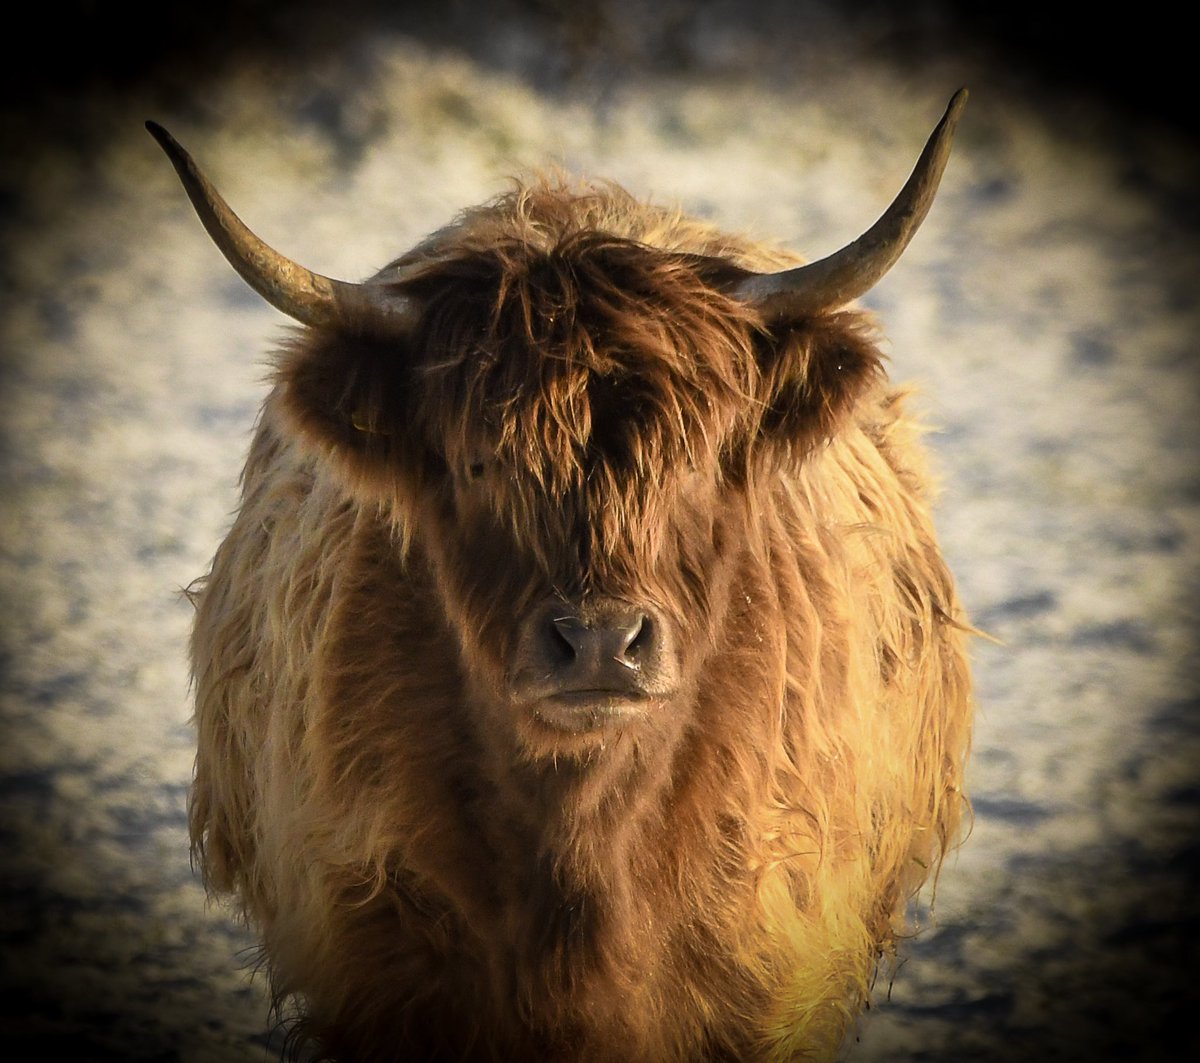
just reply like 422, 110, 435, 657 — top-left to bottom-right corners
150, 92, 964, 764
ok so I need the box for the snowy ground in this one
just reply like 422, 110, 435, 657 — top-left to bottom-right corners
2, 6, 1198, 1061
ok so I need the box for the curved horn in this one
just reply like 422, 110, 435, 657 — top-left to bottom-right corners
732, 88, 968, 321
146, 121, 414, 333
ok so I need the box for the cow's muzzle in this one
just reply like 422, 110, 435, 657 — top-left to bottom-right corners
511, 597, 677, 728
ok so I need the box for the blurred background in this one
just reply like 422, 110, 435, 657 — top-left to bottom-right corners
2, 2, 1197, 1060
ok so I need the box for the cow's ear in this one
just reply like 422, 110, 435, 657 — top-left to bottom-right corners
754, 311, 884, 458
275, 329, 426, 488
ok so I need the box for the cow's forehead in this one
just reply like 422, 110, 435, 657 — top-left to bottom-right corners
401, 219, 763, 483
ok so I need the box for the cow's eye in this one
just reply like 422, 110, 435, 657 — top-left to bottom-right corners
468, 461, 486, 479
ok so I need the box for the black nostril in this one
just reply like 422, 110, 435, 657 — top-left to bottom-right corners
549, 615, 584, 664
622, 615, 651, 660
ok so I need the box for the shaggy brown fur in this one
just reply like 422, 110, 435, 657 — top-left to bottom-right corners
189, 176, 972, 1062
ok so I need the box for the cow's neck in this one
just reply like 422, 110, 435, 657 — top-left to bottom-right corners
473, 724, 673, 1007
485, 728, 653, 891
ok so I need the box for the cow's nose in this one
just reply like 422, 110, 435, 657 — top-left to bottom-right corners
548, 610, 655, 674
522, 598, 666, 695
511, 596, 679, 713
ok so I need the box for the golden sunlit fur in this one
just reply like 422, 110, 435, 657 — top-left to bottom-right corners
189, 176, 972, 1062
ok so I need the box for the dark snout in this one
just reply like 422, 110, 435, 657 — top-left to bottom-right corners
547, 608, 654, 681
512, 597, 678, 727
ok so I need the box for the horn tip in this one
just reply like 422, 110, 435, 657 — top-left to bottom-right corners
145, 120, 184, 160
946, 88, 969, 122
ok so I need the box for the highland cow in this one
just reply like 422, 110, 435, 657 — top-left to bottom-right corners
152, 90, 973, 1062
